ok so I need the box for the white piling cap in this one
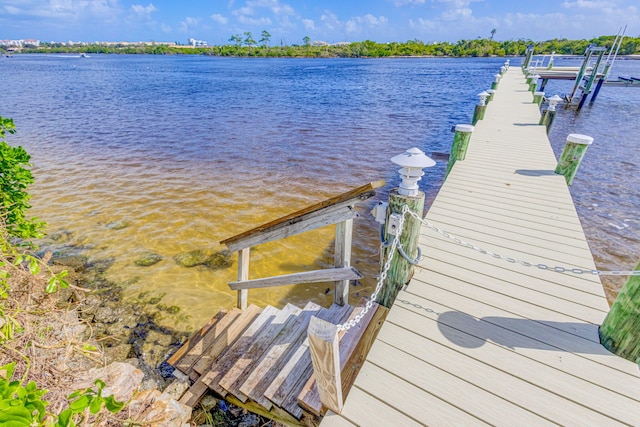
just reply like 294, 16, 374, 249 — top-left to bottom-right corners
391, 147, 436, 169
549, 94, 563, 102
534, 91, 545, 96
486, 89, 496, 94
566, 134, 594, 145
531, 74, 541, 79
454, 124, 475, 133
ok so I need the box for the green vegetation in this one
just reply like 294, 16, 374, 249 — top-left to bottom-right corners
0, 117, 45, 241
0, 117, 127, 426
0, 363, 124, 426
20, 34, 640, 57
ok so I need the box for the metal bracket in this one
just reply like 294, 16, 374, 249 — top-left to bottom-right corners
387, 213, 402, 236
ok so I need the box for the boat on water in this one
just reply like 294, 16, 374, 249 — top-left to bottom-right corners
80, 53, 89, 58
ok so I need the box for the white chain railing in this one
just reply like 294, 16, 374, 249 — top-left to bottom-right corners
337, 205, 408, 331
337, 203, 639, 332
405, 209, 640, 277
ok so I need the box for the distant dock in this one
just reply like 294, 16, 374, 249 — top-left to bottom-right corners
321, 66, 640, 426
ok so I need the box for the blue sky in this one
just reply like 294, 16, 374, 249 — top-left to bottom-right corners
1, 0, 638, 44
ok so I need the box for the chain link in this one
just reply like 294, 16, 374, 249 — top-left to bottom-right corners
337, 205, 409, 331
405, 209, 640, 277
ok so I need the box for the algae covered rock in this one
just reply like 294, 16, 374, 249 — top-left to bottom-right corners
52, 255, 88, 272
204, 250, 233, 270
134, 252, 163, 267
173, 250, 209, 268
105, 220, 130, 230
173, 249, 233, 270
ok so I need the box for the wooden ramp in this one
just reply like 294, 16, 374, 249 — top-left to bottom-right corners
321, 68, 640, 425
168, 299, 387, 426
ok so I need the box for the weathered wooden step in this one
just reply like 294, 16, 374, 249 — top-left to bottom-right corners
239, 301, 323, 409
177, 305, 262, 407
265, 303, 354, 419
202, 305, 280, 396
169, 308, 240, 376
218, 304, 302, 401
191, 304, 262, 378
298, 300, 388, 416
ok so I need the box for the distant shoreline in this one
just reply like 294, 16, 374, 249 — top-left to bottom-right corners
6, 36, 639, 58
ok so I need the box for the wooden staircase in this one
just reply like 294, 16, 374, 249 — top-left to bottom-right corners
167, 299, 387, 426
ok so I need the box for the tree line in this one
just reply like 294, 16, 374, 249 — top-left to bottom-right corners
11, 34, 640, 58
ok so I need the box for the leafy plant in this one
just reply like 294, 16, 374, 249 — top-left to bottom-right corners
0, 362, 49, 426
0, 363, 125, 427
56, 379, 125, 427
0, 116, 45, 240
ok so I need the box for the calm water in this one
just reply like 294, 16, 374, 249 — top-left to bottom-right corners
2, 54, 638, 330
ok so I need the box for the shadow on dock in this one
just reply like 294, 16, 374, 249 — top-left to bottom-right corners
437, 310, 608, 355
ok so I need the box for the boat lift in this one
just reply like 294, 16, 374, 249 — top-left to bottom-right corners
524, 26, 640, 110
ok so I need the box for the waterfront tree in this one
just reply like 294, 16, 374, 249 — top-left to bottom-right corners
244, 31, 256, 47
229, 34, 242, 46
260, 30, 271, 47
303, 36, 311, 47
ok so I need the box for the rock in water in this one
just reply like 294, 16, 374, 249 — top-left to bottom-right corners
135, 252, 163, 267
173, 250, 209, 268
204, 250, 233, 270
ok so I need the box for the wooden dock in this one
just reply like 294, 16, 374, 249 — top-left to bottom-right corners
321, 67, 640, 425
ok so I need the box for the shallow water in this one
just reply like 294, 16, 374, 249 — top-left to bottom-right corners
2, 54, 638, 330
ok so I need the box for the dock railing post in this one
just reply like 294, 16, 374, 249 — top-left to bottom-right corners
529, 75, 540, 94
491, 74, 501, 90
599, 260, 640, 363
377, 148, 434, 308
486, 89, 496, 103
237, 248, 250, 309
472, 91, 489, 125
554, 133, 593, 186
533, 91, 545, 107
539, 94, 562, 135
334, 219, 353, 306
308, 316, 342, 414
445, 125, 474, 178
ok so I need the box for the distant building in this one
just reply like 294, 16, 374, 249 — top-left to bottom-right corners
0, 39, 40, 47
188, 38, 208, 47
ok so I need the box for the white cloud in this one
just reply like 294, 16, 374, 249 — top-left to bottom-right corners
345, 14, 388, 33
130, 3, 156, 18
232, 0, 296, 17
237, 15, 272, 26
394, 0, 426, 5
161, 23, 172, 33
441, 7, 472, 21
179, 16, 200, 33
562, 0, 614, 8
211, 13, 228, 24
302, 18, 315, 30
319, 10, 340, 31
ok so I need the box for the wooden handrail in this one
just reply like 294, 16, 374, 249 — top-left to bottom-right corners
229, 267, 362, 290
222, 181, 386, 309
220, 180, 385, 251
